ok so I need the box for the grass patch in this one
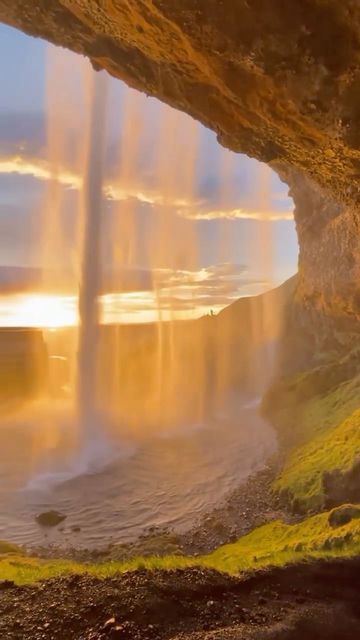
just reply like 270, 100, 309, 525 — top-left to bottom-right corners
263, 351, 360, 511
0, 540, 22, 554
205, 506, 360, 573
263, 368, 360, 450
1, 508, 360, 584
274, 408, 360, 511
291, 375, 360, 443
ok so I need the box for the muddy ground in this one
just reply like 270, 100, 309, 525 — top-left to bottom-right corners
1, 559, 360, 639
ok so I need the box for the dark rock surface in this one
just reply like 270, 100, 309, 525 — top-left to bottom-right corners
0, 581, 16, 591
36, 511, 67, 528
282, 169, 360, 357
324, 459, 360, 509
0, 1, 359, 205
1, 560, 360, 639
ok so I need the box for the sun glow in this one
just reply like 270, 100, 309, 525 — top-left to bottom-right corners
0, 290, 230, 328
0, 294, 77, 328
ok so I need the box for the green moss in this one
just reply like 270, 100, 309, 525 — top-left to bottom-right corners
1, 507, 360, 584
0, 540, 22, 554
264, 347, 360, 410
292, 375, 360, 443
263, 366, 360, 450
204, 506, 360, 573
274, 408, 360, 511
263, 348, 360, 511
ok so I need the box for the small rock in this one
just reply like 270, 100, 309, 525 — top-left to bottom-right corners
35, 511, 67, 527
109, 622, 134, 638
110, 626, 126, 638
104, 617, 116, 629
295, 596, 306, 604
324, 148, 335, 158
0, 580, 15, 590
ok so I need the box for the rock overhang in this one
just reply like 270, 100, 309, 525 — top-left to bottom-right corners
1, 0, 360, 328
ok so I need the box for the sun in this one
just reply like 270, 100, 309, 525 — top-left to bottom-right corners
5, 294, 77, 328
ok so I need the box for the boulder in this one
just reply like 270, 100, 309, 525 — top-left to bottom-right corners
328, 505, 360, 528
35, 511, 67, 527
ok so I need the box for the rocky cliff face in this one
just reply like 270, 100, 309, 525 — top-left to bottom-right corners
280, 167, 360, 358
1, 0, 360, 341
290, 171, 360, 330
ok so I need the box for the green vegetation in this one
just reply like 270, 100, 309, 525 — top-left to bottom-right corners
275, 408, 360, 511
0, 540, 22, 554
206, 505, 360, 573
1, 506, 360, 584
291, 374, 360, 443
263, 367, 360, 449
263, 350, 360, 512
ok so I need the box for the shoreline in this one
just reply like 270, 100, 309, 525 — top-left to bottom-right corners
26, 453, 292, 563
1, 394, 277, 558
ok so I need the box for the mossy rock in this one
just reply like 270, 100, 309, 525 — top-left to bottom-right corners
0, 540, 22, 555
328, 505, 360, 528
263, 346, 360, 420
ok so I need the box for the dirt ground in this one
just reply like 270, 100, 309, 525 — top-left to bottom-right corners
1, 558, 360, 639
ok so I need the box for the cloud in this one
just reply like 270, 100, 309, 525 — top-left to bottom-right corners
178, 206, 294, 221
0, 156, 81, 189
0, 152, 293, 222
0, 154, 200, 210
0, 262, 270, 319
0, 108, 293, 224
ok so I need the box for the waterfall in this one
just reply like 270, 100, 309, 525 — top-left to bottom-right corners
77, 70, 108, 435
39, 46, 283, 446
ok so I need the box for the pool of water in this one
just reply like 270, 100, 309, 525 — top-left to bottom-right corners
0, 396, 276, 549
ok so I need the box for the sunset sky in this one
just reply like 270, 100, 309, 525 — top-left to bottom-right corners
0, 24, 298, 326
